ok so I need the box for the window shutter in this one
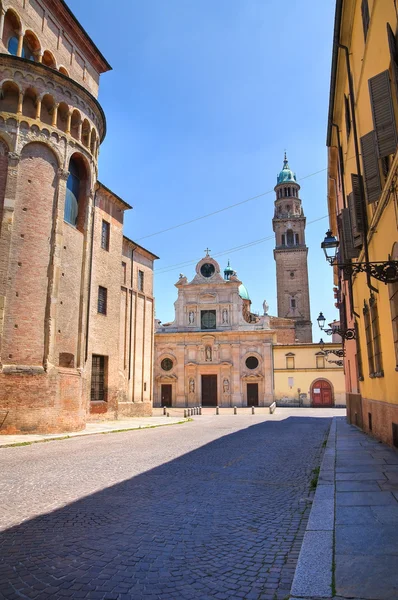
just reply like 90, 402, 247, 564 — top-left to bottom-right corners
351, 174, 365, 234
348, 191, 363, 250
340, 207, 359, 260
387, 23, 398, 102
369, 70, 398, 158
360, 131, 382, 203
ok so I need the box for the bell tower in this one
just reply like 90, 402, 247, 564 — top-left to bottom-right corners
272, 154, 312, 342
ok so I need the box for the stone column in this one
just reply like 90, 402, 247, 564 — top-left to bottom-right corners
66, 111, 72, 135
36, 52, 43, 63
0, 8, 6, 41
17, 33, 23, 57
35, 98, 42, 120
263, 341, 274, 405
51, 103, 58, 128
77, 120, 82, 142
17, 91, 23, 115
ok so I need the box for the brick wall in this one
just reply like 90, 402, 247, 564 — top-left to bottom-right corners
2, 142, 57, 366
1, 0, 105, 97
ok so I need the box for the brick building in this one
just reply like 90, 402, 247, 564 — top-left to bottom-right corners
0, 0, 157, 434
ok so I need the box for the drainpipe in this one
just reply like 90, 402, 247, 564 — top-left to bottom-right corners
338, 44, 377, 293
332, 123, 347, 208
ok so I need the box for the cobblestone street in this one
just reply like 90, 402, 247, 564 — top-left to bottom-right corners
0, 410, 341, 600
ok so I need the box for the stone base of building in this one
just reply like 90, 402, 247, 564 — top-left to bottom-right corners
0, 367, 86, 434
346, 393, 398, 448
116, 401, 152, 418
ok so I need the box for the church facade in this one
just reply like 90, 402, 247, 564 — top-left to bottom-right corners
154, 253, 296, 408
154, 157, 320, 407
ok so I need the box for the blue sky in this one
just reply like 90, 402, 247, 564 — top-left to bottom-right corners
68, 0, 337, 336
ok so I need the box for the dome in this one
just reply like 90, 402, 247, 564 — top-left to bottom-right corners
277, 153, 297, 184
239, 283, 250, 300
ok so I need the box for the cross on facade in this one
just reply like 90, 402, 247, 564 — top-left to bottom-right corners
204, 247, 211, 256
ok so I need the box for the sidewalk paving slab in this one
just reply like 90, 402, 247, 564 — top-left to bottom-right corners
290, 416, 398, 600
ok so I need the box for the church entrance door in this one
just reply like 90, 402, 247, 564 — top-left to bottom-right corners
161, 384, 172, 407
312, 380, 333, 407
202, 375, 217, 406
247, 383, 259, 407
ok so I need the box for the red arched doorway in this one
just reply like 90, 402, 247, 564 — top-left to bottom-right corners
311, 379, 333, 407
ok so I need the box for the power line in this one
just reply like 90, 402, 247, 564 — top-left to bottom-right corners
136, 167, 327, 241
155, 212, 330, 275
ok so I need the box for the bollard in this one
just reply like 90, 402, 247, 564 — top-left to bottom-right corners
252, 406, 255, 415
216, 406, 219, 415
234, 406, 237, 415
188, 408, 192, 417
166, 412, 170, 417
199, 406, 202, 415
193, 407, 196, 415
163, 406, 166, 416
184, 409, 187, 418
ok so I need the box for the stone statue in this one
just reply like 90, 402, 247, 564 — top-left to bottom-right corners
222, 308, 228, 324
263, 299, 269, 315
188, 310, 195, 324
205, 345, 212, 361
189, 378, 195, 394
223, 378, 229, 394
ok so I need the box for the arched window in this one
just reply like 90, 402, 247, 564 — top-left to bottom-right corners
286, 229, 294, 245
59, 66, 69, 77
8, 36, 18, 55
22, 31, 40, 61
42, 50, 56, 69
64, 159, 80, 226
281, 234, 286, 246
295, 233, 299, 245
3, 9, 21, 54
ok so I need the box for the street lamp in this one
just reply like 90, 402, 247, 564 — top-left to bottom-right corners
317, 311, 356, 340
321, 230, 398, 284
321, 230, 339, 265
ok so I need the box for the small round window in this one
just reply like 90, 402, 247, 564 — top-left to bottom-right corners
245, 356, 259, 370
161, 358, 173, 371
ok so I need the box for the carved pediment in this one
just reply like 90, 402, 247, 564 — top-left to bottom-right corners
155, 373, 178, 381
199, 293, 217, 302
242, 374, 264, 381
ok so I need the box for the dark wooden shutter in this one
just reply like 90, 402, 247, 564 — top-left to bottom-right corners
361, 0, 370, 41
360, 131, 382, 203
387, 23, 398, 102
340, 208, 359, 260
351, 174, 365, 249
369, 70, 398, 158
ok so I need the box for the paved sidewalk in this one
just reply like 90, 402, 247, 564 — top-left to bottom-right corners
291, 416, 398, 600
0, 416, 188, 447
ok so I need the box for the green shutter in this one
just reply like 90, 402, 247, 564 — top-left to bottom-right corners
369, 70, 398, 158
348, 190, 363, 250
360, 131, 382, 204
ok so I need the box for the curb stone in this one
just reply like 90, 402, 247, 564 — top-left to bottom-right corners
290, 417, 337, 599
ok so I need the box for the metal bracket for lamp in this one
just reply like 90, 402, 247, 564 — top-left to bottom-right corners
325, 357, 344, 367
317, 315, 356, 340
321, 230, 398, 284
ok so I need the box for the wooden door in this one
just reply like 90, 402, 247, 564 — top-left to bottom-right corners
161, 384, 172, 407
312, 380, 333, 407
201, 375, 217, 406
247, 383, 259, 407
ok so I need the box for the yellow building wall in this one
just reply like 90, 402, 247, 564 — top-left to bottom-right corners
273, 344, 346, 406
332, 0, 398, 407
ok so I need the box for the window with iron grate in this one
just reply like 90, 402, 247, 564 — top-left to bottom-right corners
98, 286, 107, 315
101, 220, 110, 251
